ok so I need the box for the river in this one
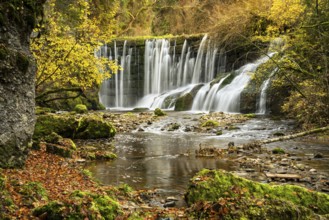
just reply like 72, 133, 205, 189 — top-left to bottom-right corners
86, 111, 329, 204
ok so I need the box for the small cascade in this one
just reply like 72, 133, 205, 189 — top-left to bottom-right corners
213, 54, 275, 112
191, 53, 275, 113
256, 68, 277, 114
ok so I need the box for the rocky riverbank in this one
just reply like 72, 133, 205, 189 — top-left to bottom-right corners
1, 109, 328, 219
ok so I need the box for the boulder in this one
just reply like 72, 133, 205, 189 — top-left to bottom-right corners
33, 114, 78, 140
186, 169, 329, 219
175, 93, 194, 111
0, 0, 46, 168
75, 115, 116, 139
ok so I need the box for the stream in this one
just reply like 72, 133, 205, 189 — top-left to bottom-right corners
86, 111, 329, 205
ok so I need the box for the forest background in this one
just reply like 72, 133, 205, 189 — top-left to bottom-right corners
32, 0, 329, 128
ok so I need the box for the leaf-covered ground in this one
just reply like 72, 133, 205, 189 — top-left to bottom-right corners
0, 146, 188, 219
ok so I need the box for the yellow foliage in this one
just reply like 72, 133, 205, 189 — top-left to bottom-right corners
32, 0, 118, 93
268, 0, 306, 33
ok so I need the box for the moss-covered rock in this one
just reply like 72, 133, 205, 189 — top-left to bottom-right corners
74, 104, 88, 114
201, 120, 219, 127
175, 93, 194, 111
33, 114, 78, 140
75, 115, 116, 139
272, 147, 285, 154
154, 108, 166, 116
33, 191, 121, 219
186, 169, 329, 219
35, 106, 55, 115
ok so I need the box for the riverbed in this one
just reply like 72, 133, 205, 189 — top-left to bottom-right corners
86, 111, 329, 204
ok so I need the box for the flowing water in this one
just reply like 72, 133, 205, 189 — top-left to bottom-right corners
86, 112, 329, 202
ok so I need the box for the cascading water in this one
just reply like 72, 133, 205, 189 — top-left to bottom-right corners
138, 35, 223, 109
98, 35, 276, 113
256, 68, 278, 114
98, 41, 137, 108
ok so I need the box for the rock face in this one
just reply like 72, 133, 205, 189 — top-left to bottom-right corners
0, 1, 45, 167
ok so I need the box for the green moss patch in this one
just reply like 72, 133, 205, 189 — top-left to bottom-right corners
74, 104, 88, 113
154, 108, 166, 116
272, 147, 285, 154
201, 120, 219, 127
186, 169, 329, 219
0, 174, 16, 219
33, 191, 121, 219
18, 182, 48, 207
33, 114, 78, 140
175, 93, 193, 111
75, 115, 116, 139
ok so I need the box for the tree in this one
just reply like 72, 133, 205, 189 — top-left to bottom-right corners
32, 0, 119, 106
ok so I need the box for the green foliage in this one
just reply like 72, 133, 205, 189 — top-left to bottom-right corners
154, 108, 166, 116
74, 104, 88, 114
32, 0, 119, 105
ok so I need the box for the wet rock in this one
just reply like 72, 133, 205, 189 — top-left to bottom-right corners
294, 163, 306, 171
309, 168, 317, 173
314, 153, 324, 159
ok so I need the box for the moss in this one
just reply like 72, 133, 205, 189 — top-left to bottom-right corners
175, 93, 194, 111
33, 114, 78, 140
0, 174, 16, 219
186, 169, 329, 219
216, 130, 223, 135
227, 125, 240, 130
272, 147, 285, 154
168, 123, 180, 131
244, 113, 256, 118
95, 151, 117, 160
16, 52, 30, 73
74, 104, 88, 114
75, 115, 116, 139
19, 182, 48, 207
46, 143, 75, 158
44, 132, 61, 144
35, 106, 55, 115
0, 45, 8, 60
201, 120, 219, 127
34, 191, 121, 219
154, 108, 166, 116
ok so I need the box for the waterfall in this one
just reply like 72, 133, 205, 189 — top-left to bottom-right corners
98, 36, 276, 113
256, 68, 277, 114
213, 53, 275, 112
135, 35, 220, 109
98, 40, 136, 108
